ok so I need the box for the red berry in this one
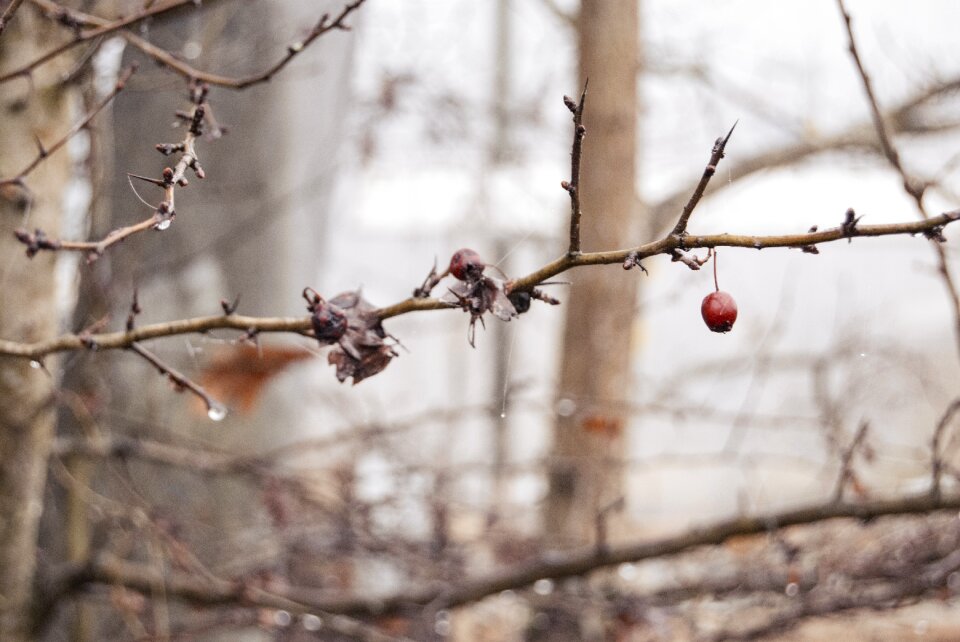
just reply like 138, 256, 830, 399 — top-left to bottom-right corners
448, 248, 485, 280
701, 291, 737, 333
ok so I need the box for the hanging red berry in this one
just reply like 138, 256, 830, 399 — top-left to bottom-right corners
702, 291, 737, 333
448, 248, 485, 281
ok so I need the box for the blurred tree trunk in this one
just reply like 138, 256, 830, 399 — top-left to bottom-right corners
544, 0, 639, 548
0, 9, 78, 641
42, 3, 355, 639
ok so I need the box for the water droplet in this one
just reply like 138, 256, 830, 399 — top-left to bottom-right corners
500, 412, 507, 419
434, 610, 451, 636
156, 219, 172, 231
29, 360, 42, 369
556, 398, 576, 417
207, 404, 227, 421
618, 563, 638, 581
785, 582, 799, 597
533, 578, 554, 595
859, 352, 867, 358
302, 614, 322, 631
182, 41, 202, 60
273, 610, 291, 627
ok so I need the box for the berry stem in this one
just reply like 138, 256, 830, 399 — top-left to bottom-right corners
712, 249, 720, 292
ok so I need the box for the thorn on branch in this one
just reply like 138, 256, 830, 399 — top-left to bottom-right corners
220, 295, 240, 315
841, 207, 862, 242
413, 259, 441, 299
622, 252, 649, 274
126, 290, 142, 331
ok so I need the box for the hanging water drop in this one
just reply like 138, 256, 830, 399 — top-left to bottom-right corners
500, 412, 507, 419
207, 404, 227, 421
301, 614, 322, 631
29, 360, 42, 369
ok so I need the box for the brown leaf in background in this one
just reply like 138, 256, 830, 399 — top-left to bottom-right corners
199, 344, 312, 414
580, 414, 623, 439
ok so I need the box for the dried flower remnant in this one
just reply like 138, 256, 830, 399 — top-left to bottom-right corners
441, 248, 517, 346
303, 288, 398, 384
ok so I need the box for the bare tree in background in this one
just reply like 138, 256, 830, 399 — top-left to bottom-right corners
546, 0, 640, 549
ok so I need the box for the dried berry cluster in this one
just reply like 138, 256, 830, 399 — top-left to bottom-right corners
442, 248, 518, 347
303, 288, 398, 384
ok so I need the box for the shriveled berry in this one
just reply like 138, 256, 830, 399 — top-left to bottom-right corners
508, 290, 531, 314
701, 291, 737, 333
311, 302, 348, 343
449, 248, 485, 281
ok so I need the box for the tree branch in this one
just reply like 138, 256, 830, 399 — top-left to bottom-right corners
50, 493, 960, 620
1, 208, 957, 360
0, 0, 25, 38
29, 0, 367, 90
670, 120, 736, 237
563, 81, 588, 255
0, 0, 214, 84
0, 65, 135, 190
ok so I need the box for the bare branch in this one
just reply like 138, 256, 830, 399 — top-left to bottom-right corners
563, 81, 588, 255
29, 0, 367, 90
670, 120, 737, 237
0, 0, 26, 37
51, 494, 960, 619
1, 209, 957, 360
832, 420, 869, 502
0, 0, 211, 84
931, 398, 960, 502
0, 65, 135, 190
837, 0, 960, 370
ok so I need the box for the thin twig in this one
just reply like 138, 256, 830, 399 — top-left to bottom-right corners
0, 65, 136, 189
832, 420, 869, 503
0, 0, 213, 84
29, 0, 367, 90
0, 0, 26, 37
14, 80, 210, 261
931, 398, 960, 502
670, 121, 737, 237
837, 0, 960, 377
836, 0, 916, 199
51, 493, 960, 619
128, 343, 225, 419
563, 80, 587, 255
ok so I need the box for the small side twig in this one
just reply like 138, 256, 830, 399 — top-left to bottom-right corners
128, 342, 226, 421
0, 65, 135, 190
28, 0, 367, 90
0, 0, 26, 37
832, 420, 870, 503
0, 0, 203, 84
670, 120, 737, 238
14, 79, 212, 262
562, 80, 588, 255
837, 0, 960, 367
931, 398, 960, 503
